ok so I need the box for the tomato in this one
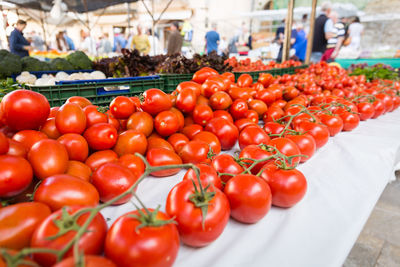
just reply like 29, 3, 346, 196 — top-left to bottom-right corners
40, 118, 61, 140
166, 180, 230, 247
31, 206, 107, 267
260, 164, 307, 208
192, 131, 221, 154
205, 118, 239, 150
85, 150, 118, 171
237, 74, 253, 88
268, 137, 301, 167
176, 81, 202, 96
147, 136, 174, 151
201, 76, 225, 98
55, 103, 87, 134
58, 133, 89, 162
126, 111, 154, 137
248, 99, 268, 117
141, 89, 172, 116
0, 132, 7, 155
213, 110, 233, 123
12, 130, 47, 151
49, 107, 60, 118
209, 91, 232, 110
318, 113, 343, 136
340, 111, 360, 131
154, 111, 179, 137
256, 89, 276, 106
295, 121, 330, 149
34, 174, 99, 211
118, 154, 145, 178
130, 96, 142, 110
283, 86, 300, 101
28, 139, 69, 180
66, 160, 92, 181
181, 124, 203, 139
6, 139, 27, 158
264, 122, 285, 136
224, 174, 271, 223
286, 134, 316, 163
357, 102, 375, 121
113, 130, 147, 156
375, 93, 393, 113
234, 118, 258, 132
192, 67, 218, 84
372, 99, 385, 118
110, 96, 135, 119
108, 115, 120, 131
0, 202, 51, 250
53, 255, 116, 267
170, 107, 185, 131
167, 133, 189, 153
83, 105, 108, 128
176, 88, 197, 113
179, 140, 211, 164
211, 154, 244, 183
221, 72, 235, 83
193, 104, 214, 126
183, 163, 222, 190
238, 125, 270, 149
196, 94, 210, 106
184, 116, 194, 126
65, 96, 92, 108
258, 73, 273, 87
91, 162, 138, 204
229, 99, 248, 120
146, 148, 182, 177
84, 123, 118, 150
105, 209, 179, 267
1, 89, 50, 131
264, 106, 284, 122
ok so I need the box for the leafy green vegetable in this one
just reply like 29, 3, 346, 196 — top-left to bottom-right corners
349, 64, 399, 82
0, 78, 21, 100
66, 51, 93, 70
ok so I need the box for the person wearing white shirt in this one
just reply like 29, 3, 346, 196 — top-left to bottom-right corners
79, 30, 96, 56
347, 17, 364, 50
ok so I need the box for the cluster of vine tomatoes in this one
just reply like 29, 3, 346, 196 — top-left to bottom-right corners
225, 58, 302, 72
1, 61, 400, 267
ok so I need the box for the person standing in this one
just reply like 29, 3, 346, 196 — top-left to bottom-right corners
30, 31, 45, 51
321, 11, 345, 62
98, 33, 112, 55
205, 23, 220, 54
347, 17, 364, 51
147, 29, 161, 56
130, 26, 150, 55
53, 31, 68, 52
64, 30, 75, 51
310, 2, 332, 63
9, 20, 31, 57
113, 28, 127, 53
275, 19, 297, 62
79, 30, 96, 56
167, 21, 183, 55
293, 23, 307, 62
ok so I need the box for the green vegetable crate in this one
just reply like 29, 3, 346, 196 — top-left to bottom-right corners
159, 74, 194, 93
24, 76, 163, 107
233, 65, 308, 81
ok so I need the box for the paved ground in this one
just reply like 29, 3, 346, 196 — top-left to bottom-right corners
344, 173, 400, 267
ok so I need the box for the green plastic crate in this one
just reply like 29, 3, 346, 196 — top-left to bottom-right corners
159, 73, 194, 93
24, 78, 164, 107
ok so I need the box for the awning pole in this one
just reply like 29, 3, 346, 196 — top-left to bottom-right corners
282, 0, 295, 62
305, 0, 317, 64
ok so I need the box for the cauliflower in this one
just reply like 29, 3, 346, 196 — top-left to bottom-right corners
90, 70, 106, 80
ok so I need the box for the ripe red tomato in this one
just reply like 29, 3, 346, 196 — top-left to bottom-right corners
1, 89, 50, 131
295, 121, 330, 149
53, 255, 116, 267
170, 107, 185, 131
141, 89, 172, 116
66, 160, 92, 181
260, 164, 307, 208
238, 125, 270, 149
340, 112, 360, 131
209, 91, 232, 110
110, 96, 135, 119
176, 88, 197, 113
201, 76, 225, 98
118, 154, 145, 178
85, 150, 118, 171
83, 105, 108, 128
31, 206, 107, 267
248, 99, 268, 117
181, 124, 203, 139
12, 130, 48, 151
192, 131, 221, 154
34, 174, 99, 211
0, 132, 8, 154
113, 130, 147, 156
372, 99, 385, 118
264, 122, 285, 136
55, 103, 87, 134
256, 89, 276, 106
0, 202, 51, 250
318, 113, 343, 136
147, 136, 174, 151
229, 99, 249, 120
40, 118, 61, 139
192, 67, 218, 84
167, 133, 189, 153
268, 137, 301, 167
212, 154, 244, 183
357, 102, 374, 121
375, 93, 393, 113
166, 180, 230, 247
65, 96, 92, 108
126, 111, 154, 137
91, 162, 138, 204
286, 134, 316, 163
154, 110, 180, 137
239, 145, 273, 175
179, 140, 211, 164
6, 139, 27, 158
183, 163, 222, 190
0, 155, 32, 198
28, 139, 69, 179
237, 74, 253, 88
205, 118, 239, 150
264, 106, 284, 122
224, 174, 272, 223
146, 148, 182, 177
105, 209, 179, 267
193, 104, 214, 126
234, 118, 258, 132
213, 110, 234, 123
48, 107, 60, 118
57, 133, 89, 162
176, 81, 202, 96
84, 123, 118, 150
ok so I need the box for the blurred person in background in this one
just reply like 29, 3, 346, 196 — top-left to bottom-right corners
98, 33, 112, 55
311, 1, 332, 63
147, 28, 161, 56
205, 23, 220, 54
9, 19, 31, 57
130, 25, 150, 55
80, 29, 96, 56
275, 19, 297, 62
293, 23, 307, 62
181, 20, 193, 44
113, 28, 127, 53
64, 30, 75, 50
53, 31, 68, 52
302, 14, 310, 35
347, 16, 364, 51
30, 31, 45, 51
218, 36, 228, 56
321, 11, 345, 62
167, 21, 182, 55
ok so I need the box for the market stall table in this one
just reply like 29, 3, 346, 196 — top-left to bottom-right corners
102, 108, 400, 267
336, 58, 400, 69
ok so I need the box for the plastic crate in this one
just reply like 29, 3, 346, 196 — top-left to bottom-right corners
24, 76, 163, 107
159, 73, 194, 93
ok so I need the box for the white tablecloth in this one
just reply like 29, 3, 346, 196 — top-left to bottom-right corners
102, 108, 400, 267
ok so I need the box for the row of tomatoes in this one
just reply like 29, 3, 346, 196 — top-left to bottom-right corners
1, 62, 399, 267
225, 58, 302, 72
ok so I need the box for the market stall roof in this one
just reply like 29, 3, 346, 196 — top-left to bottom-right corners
4, 0, 138, 13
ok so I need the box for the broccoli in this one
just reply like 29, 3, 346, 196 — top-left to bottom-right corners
66, 51, 93, 70
21, 56, 50, 72
0, 49, 10, 59
0, 53, 22, 79
49, 58, 74, 71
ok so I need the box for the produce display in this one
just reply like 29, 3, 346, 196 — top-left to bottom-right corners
1, 61, 400, 266
348, 63, 399, 81
16, 71, 107, 86
225, 57, 302, 72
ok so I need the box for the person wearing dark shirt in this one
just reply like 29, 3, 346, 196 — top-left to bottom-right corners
275, 19, 297, 62
9, 20, 31, 57
205, 23, 220, 54
311, 2, 332, 62
167, 21, 183, 55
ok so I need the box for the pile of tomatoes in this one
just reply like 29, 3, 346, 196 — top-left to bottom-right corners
0, 61, 399, 267
225, 58, 302, 72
